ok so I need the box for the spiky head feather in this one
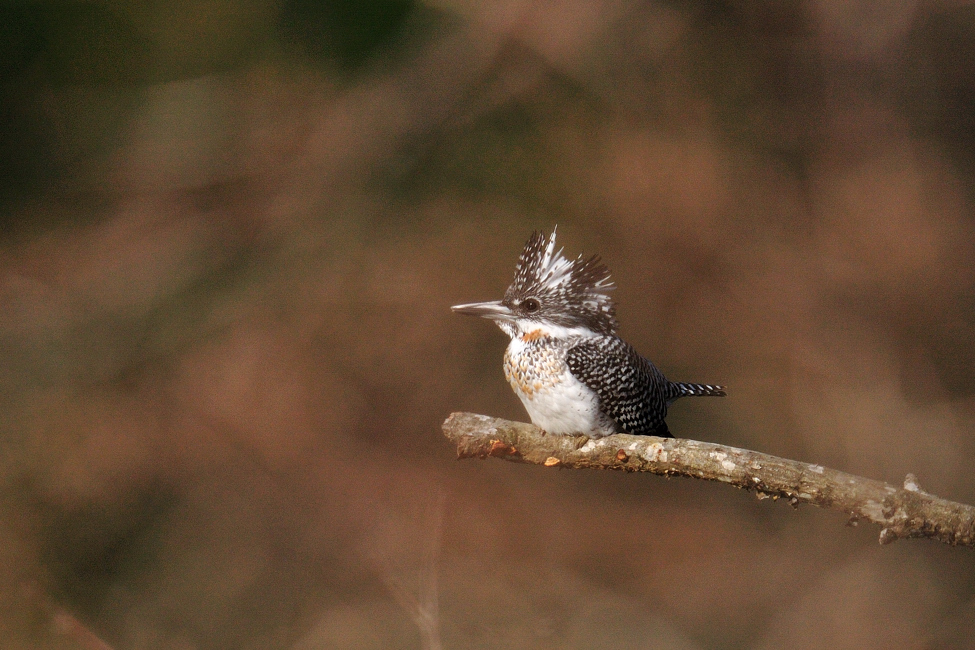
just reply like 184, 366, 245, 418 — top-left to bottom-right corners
503, 228, 617, 334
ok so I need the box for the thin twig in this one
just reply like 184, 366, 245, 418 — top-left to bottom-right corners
442, 412, 975, 548
375, 490, 445, 650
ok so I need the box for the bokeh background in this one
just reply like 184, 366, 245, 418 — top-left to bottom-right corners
3, 0, 975, 648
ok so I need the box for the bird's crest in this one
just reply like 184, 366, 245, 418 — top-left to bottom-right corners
505, 228, 618, 334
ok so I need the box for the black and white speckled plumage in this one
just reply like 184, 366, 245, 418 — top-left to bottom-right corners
453, 228, 726, 438
505, 229, 617, 335
566, 336, 725, 437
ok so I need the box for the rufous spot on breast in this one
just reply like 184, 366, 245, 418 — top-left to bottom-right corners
521, 329, 545, 342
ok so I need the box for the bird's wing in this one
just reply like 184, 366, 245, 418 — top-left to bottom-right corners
565, 337, 673, 437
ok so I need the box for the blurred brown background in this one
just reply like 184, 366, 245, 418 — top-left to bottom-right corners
3, 0, 975, 648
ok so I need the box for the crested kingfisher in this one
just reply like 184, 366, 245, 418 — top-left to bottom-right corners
452, 228, 725, 438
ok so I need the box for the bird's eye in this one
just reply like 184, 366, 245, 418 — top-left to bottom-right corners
522, 297, 540, 313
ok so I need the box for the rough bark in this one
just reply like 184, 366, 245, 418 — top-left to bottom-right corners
442, 412, 975, 548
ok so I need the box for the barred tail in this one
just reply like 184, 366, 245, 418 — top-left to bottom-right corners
671, 382, 726, 398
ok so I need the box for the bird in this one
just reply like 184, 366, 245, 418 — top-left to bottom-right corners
451, 228, 725, 438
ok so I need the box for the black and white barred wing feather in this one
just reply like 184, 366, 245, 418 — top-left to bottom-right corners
566, 337, 727, 438
566, 337, 674, 437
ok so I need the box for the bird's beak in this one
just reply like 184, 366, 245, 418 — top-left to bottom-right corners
451, 300, 513, 321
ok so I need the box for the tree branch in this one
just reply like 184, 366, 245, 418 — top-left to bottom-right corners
442, 412, 975, 548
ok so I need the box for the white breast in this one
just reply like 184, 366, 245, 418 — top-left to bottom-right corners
503, 335, 618, 437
